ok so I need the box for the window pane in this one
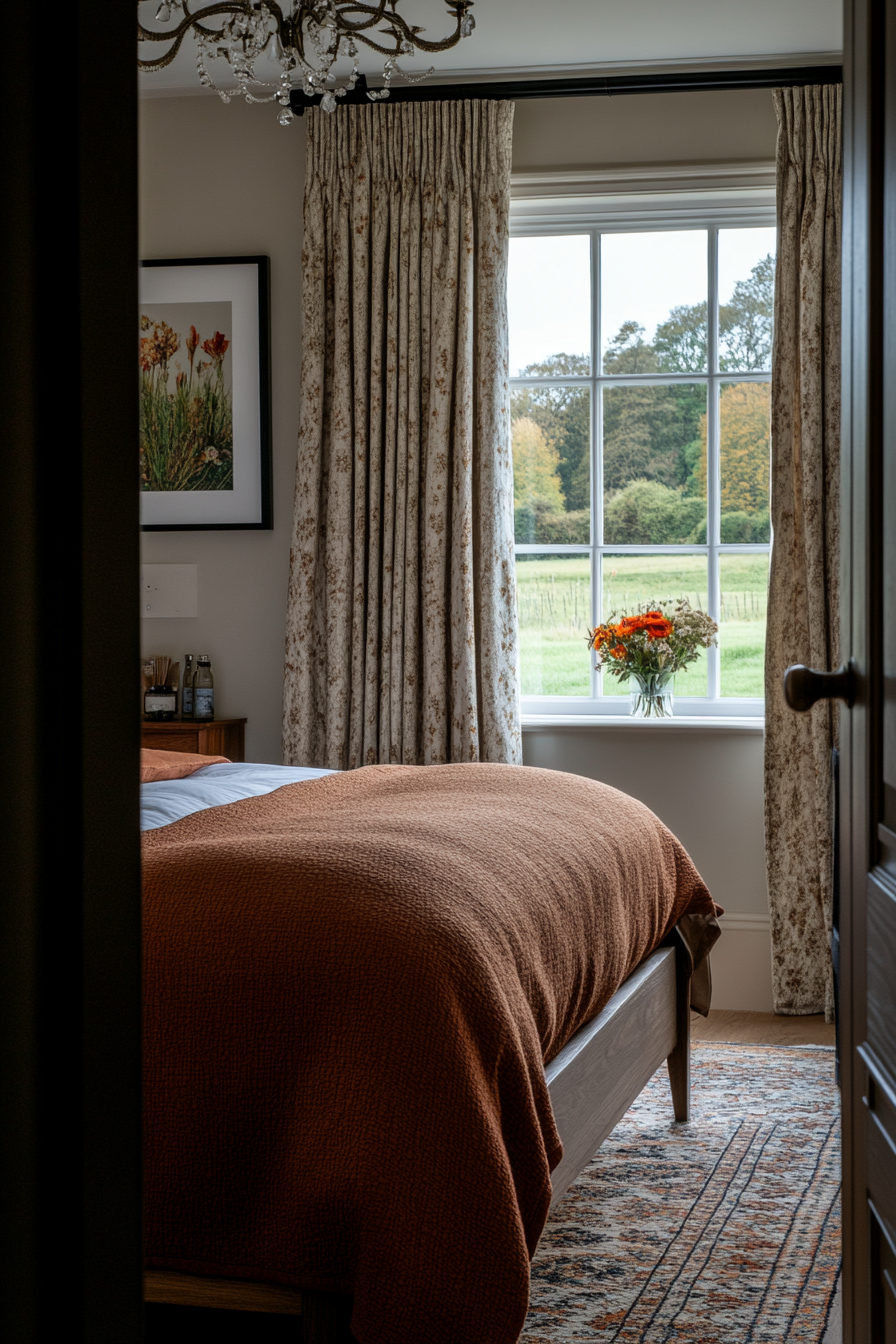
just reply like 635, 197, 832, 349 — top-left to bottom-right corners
508, 235, 591, 376
601, 554, 709, 697
516, 553, 591, 696
512, 386, 590, 544
601, 231, 707, 374
603, 384, 707, 544
719, 381, 771, 543
718, 227, 776, 373
719, 554, 769, 697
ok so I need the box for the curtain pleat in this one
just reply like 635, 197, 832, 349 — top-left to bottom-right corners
765, 84, 842, 1018
283, 101, 521, 770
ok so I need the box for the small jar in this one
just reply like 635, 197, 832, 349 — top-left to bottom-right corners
144, 683, 176, 721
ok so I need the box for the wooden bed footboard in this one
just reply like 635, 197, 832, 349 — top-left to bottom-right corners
145, 936, 692, 1339
545, 937, 690, 1206
144, 1272, 354, 1341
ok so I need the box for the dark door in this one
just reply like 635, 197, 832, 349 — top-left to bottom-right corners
842, 2, 896, 1339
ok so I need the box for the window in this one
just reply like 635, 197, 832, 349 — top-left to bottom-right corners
509, 219, 774, 717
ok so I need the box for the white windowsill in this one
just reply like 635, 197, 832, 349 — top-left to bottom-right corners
522, 714, 764, 732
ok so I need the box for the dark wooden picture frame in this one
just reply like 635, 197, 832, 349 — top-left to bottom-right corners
139, 255, 272, 531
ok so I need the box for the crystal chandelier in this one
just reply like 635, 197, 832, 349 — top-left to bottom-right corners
138, 1, 476, 124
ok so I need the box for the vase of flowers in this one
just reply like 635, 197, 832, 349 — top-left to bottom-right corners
587, 600, 719, 719
628, 669, 676, 718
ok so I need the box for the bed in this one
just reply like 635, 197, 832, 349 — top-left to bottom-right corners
140, 752, 721, 1344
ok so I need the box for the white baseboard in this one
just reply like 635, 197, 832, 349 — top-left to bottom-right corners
709, 913, 773, 1013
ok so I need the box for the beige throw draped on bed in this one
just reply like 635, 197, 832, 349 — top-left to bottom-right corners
765, 85, 842, 1018
282, 100, 520, 771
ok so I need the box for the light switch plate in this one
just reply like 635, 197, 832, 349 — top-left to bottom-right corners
141, 564, 198, 618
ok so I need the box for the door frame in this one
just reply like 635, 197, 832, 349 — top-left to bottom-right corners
841, 2, 889, 1339
0, 3, 143, 1338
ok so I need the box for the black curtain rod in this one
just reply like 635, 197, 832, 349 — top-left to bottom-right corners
290, 64, 842, 115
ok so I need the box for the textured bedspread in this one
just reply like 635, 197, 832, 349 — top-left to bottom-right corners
143, 763, 718, 1344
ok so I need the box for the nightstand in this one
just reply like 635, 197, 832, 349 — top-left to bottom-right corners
141, 717, 246, 763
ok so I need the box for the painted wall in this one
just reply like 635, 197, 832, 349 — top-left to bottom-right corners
523, 725, 772, 1010
140, 88, 778, 1008
140, 95, 305, 765
512, 88, 778, 172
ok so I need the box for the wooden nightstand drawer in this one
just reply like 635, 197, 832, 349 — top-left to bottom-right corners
141, 718, 246, 763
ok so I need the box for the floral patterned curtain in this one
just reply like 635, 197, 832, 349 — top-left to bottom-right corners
765, 84, 842, 1018
283, 100, 521, 770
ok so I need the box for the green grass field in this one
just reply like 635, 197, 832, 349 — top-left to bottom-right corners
516, 553, 768, 699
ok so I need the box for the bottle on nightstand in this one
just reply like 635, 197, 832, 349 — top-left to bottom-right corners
193, 654, 215, 721
181, 653, 195, 718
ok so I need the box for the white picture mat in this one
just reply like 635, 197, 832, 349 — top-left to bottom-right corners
139, 262, 262, 526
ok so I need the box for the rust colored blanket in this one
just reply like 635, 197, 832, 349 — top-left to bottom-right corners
143, 764, 718, 1344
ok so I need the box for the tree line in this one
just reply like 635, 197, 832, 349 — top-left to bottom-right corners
513, 253, 773, 547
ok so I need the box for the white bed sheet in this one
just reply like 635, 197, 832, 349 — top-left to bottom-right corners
140, 761, 335, 831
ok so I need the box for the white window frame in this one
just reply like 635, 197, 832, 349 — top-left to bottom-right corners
510, 165, 776, 722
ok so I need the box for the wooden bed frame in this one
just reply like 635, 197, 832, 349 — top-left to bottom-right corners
145, 933, 691, 1342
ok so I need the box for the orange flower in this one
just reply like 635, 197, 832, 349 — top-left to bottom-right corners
186, 325, 199, 358
202, 331, 229, 364
611, 612, 673, 640
589, 624, 615, 651
590, 608, 673, 663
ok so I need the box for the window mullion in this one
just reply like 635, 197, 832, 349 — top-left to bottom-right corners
707, 227, 721, 701
592, 227, 602, 697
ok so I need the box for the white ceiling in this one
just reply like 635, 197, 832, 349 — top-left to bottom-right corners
138, 0, 843, 95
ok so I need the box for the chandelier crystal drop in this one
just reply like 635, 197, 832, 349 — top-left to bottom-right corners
138, 1, 476, 122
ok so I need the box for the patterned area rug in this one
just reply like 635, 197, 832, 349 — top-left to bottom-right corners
524, 1042, 841, 1343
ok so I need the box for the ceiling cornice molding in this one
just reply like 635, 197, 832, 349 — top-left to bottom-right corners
383, 49, 843, 86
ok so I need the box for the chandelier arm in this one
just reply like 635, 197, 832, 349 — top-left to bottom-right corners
137, 27, 194, 70
181, 0, 289, 40
137, 0, 474, 98
137, 1, 255, 43
295, 1, 413, 60
344, 25, 464, 59
322, 0, 393, 29
332, 3, 470, 55
135, 0, 391, 46
322, 0, 405, 33
137, 0, 281, 71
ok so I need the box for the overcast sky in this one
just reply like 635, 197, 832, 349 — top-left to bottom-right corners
508, 226, 777, 375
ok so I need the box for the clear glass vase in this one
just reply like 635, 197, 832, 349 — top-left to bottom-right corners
628, 671, 675, 719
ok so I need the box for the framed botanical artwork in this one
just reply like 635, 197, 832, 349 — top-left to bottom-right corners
139, 256, 272, 530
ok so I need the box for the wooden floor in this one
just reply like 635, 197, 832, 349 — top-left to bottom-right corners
690, 1009, 836, 1046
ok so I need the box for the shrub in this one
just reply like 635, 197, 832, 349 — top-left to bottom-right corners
514, 502, 590, 545
687, 508, 770, 544
603, 479, 705, 546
